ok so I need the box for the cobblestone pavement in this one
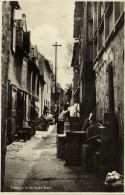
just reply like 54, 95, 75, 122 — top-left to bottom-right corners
4, 125, 106, 192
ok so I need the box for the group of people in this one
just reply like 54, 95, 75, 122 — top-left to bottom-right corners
30, 102, 70, 133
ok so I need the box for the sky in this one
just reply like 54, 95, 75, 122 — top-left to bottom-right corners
15, 0, 75, 89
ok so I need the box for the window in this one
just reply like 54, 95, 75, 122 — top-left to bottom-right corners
16, 28, 23, 48
30, 48, 34, 58
12, 21, 16, 52
93, 2, 124, 63
105, 2, 109, 10
87, 2, 93, 62
87, 43, 93, 61
37, 77, 39, 96
97, 2, 101, 25
87, 22, 93, 41
114, 2, 124, 23
23, 31, 30, 54
87, 2, 93, 21
100, 2, 104, 18
105, 3, 113, 40
93, 2, 97, 36
30, 45, 38, 59
32, 73, 36, 95
98, 20, 104, 52
87, 2, 93, 41
27, 66, 31, 92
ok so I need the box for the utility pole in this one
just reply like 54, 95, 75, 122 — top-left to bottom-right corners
52, 42, 62, 105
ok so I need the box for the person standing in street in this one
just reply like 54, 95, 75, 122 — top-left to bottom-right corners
53, 104, 58, 123
57, 104, 70, 134
43, 105, 48, 116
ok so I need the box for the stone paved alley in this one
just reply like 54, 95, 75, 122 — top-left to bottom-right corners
4, 125, 106, 192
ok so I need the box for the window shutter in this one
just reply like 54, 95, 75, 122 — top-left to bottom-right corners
13, 21, 16, 52
16, 29, 23, 48
15, 20, 23, 48
23, 31, 30, 54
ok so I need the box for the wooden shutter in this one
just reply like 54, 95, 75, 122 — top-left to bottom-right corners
23, 31, 30, 54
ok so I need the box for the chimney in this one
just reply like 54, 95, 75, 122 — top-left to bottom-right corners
22, 14, 26, 21
22, 14, 27, 31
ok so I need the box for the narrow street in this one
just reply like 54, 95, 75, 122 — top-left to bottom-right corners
4, 125, 105, 192
2, 1, 124, 193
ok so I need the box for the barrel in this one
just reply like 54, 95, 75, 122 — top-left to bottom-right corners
57, 121, 64, 134
70, 117, 81, 131
65, 131, 86, 166
57, 134, 66, 159
70, 123, 81, 131
64, 121, 70, 132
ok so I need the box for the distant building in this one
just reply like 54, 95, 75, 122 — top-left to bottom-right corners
42, 59, 53, 113
38, 52, 46, 116
51, 80, 65, 114
65, 84, 73, 106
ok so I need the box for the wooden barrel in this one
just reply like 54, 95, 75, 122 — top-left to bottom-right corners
64, 121, 70, 132
70, 123, 81, 131
65, 131, 86, 166
57, 134, 66, 159
70, 117, 81, 131
70, 117, 81, 123
57, 121, 64, 134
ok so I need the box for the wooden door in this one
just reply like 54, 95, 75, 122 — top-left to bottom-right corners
16, 90, 24, 133
11, 85, 17, 138
7, 84, 17, 143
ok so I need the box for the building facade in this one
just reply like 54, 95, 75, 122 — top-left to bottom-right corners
51, 82, 65, 114
2, 4, 54, 145
73, 2, 96, 123
2, 1, 21, 190
93, 2, 124, 172
71, 42, 80, 105
72, 1, 124, 174
38, 52, 46, 116
42, 59, 52, 113
2, 2, 54, 188
65, 84, 73, 106
7, 12, 41, 143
